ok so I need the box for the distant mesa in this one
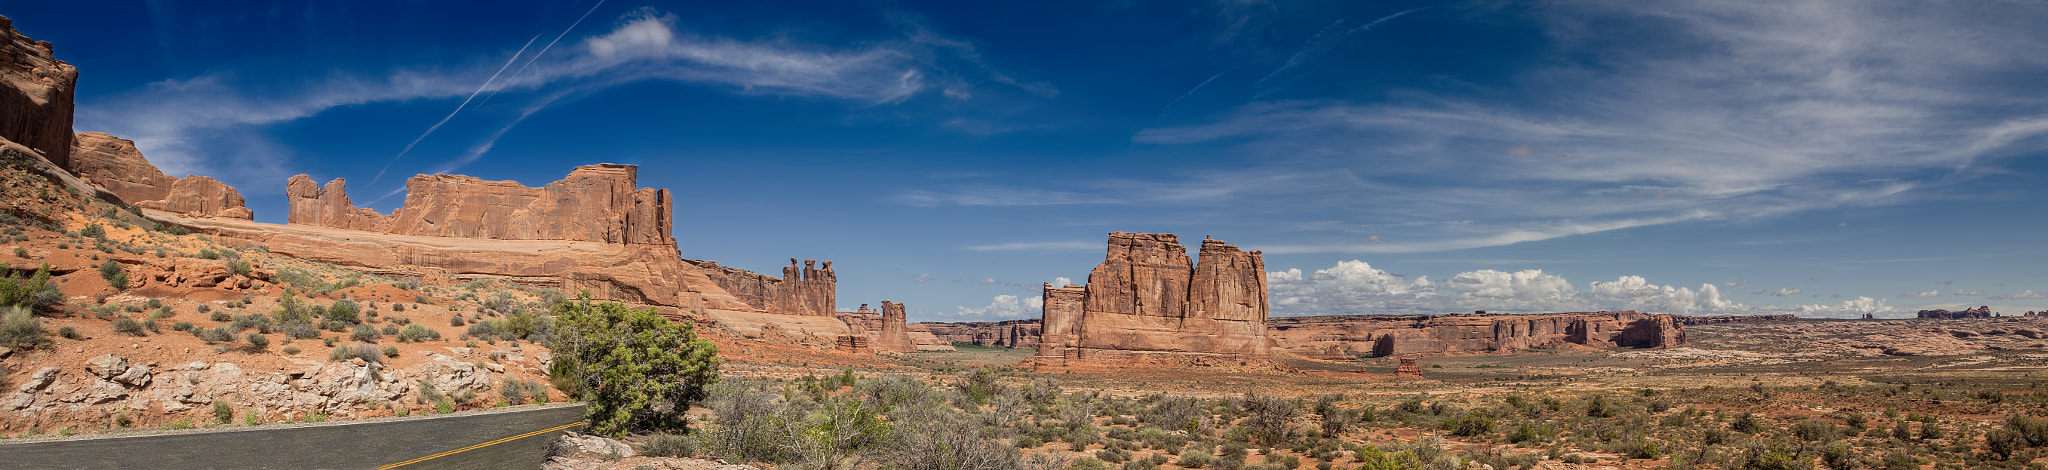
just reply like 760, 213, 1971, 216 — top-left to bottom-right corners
1918, 306, 1993, 320
684, 258, 836, 317
285, 163, 673, 245
1035, 232, 1272, 368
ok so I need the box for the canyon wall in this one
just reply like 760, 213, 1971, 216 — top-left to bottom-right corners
875, 301, 914, 352
0, 15, 77, 169
60, 133, 254, 220
920, 319, 1043, 348
1035, 233, 1270, 368
683, 258, 837, 316
286, 164, 673, 246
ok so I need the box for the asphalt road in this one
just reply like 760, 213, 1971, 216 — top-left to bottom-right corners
0, 403, 588, 470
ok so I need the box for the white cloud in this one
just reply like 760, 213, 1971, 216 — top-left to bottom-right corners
1126, 0, 2048, 253
1992, 290, 2047, 300
1787, 296, 1897, 319
913, 273, 931, 283
949, 294, 1043, 320
978, 278, 1000, 285
1770, 288, 1802, 297
1721, 280, 1750, 287
1901, 291, 1939, 299
1954, 289, 1984, 296
75, 8, 1040, 187
1052, 277, 1073, 287
1268, 260, 1873, 317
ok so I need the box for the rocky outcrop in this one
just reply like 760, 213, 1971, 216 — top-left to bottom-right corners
0, 15, 77, 169
289, 165, 674, 245
1035, 233, 1270, 368
286, 175, 388, 231
64, 132, 254, 219
1919, 306, 1993, 320
874, 301, 913, 352
137, 175, 254, 219
67, 132, 173, 204
919, 319, 1042, 348
1264, 311, 1687, 359
683, 258, 837, 316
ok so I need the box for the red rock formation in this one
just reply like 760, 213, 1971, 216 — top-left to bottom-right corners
286, 175, 388, 231
67, 132, 172, 204
137, 176, 253, 220
287, 164, 674, 246
67, 132, 254, 219
1035, 233, 1270, 368
920, 319, 1043, 348
1393, 357, 1422, 380
0, 15, 77, 169
1918, 306, 1993, 320
874, 301, 913, 353
834, 335, 873, 353
682, 257, 837, 316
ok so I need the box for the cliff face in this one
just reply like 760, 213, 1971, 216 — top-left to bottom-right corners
1919, 307, 1993, 320
67, 132, 173, 204
286, 164, 674, 246
0, 15, 77, 169
875, 301, 914, 352
1036, 233, 1270, 368
920, 319, 1042, 348
1263, 311, 1687, 359
65, 132, 253, 219
684, 258, 837, 316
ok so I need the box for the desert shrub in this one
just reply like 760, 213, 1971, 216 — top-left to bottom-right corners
213, 401, 233, 423
1792, 419, 1839, 441
1141, 395, 1207, 434
954, 367, 1003, 404
1732, 412, 1764, 434
270, 293, 310, 324
282, 344, 300, 355
381, 324, 399, 336
112, 316, 147, 336
391, 303, 406, 312
98, 260, 127, 290
376, 345, 395, 358
171, 321, 194, 331
0, 264, 62, 311
211, 311, 232, 322
325, 299, 360, 324
145, 298, 163, 309
280, 320, 319, 339
195, 326, 235, 343
1445, 411, 1494, 437
397, 323, 441, 342
1178, 444, 1215, 468
230, 313, 272, 333
350, 323, 381, 343
329, 343, 382, 364
549, 296, 720, 437
1242, 392, 1301, 446
57, 325, 80, 340
80, 224, 105, 239
0, 306, 47, 348
149, 306, 172, 319
501, 378, 548, 405
450, 315, 465, 327
638, 433, 697, 458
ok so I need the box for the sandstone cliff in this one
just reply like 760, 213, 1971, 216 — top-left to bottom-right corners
683, 258, 837, 316
920, 319, 1043, 348
287, 164, 674, 246
1919, 306, 1993, 320
874, 301, 914, 353
64, 132, 254, 219
0, 15, 77, 169
1035, 233, 1270, 368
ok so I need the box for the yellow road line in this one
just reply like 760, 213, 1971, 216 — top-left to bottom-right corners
377, 421, 586, 469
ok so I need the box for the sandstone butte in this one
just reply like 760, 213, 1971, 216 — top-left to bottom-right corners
1035, 232, 1273, 368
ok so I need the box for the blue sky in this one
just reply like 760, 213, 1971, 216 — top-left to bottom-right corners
10, 1, 2047, 321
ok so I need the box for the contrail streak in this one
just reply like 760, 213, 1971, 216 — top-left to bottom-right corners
1254, 8, 1425, 95
477, 0, 607, 108
369, 33, 540, 186
1160, 67, 1236, 114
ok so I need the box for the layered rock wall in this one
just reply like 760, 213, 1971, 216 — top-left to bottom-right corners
920, 319, 1043, 348
875, 301, 913, 352
684, 258, 837, 316
0, 15, 77, 169
1035, 233, 1270, 368
1672, 314, 1797, 325
66, 132, 253, 219
286, 164, 674, 246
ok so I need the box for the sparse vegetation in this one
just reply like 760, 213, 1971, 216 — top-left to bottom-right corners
548, 296, 720, 437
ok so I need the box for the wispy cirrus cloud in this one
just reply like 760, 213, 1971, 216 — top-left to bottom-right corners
76, 7, 1044, 194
